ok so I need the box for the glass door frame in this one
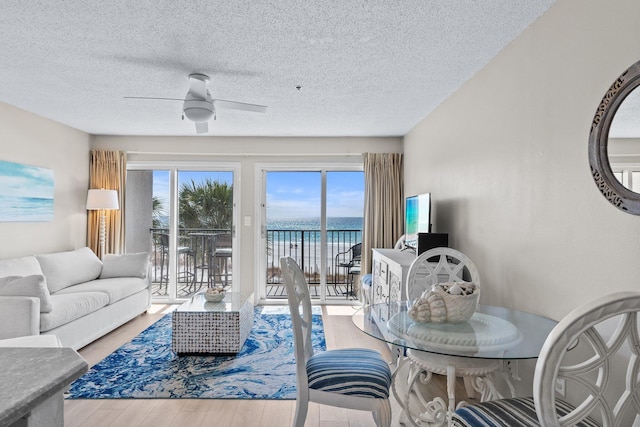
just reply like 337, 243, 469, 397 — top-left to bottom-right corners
254, 162, 363, 304
128, 160, 241, 303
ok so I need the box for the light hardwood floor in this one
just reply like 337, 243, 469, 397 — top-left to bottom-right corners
64, 304, 452, 427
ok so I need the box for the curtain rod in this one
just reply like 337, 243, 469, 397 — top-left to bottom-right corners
124, 151, 365, 157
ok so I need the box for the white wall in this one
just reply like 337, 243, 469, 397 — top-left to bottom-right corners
404, 0, 640, 319
403, 0, 640, 395
91, 135, 402, 295
0, 103, 90, 258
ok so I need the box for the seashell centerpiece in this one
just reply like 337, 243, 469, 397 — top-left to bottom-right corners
204, 287, 226, 302
408, 282, 479, 323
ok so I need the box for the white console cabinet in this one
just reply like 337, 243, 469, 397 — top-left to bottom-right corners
371, 248, 416, 329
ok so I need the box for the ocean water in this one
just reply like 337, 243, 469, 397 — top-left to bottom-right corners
266, 217, 362, 274
267, 217, 362, 231
267, 217, 362, 245
0, 196, 53, 222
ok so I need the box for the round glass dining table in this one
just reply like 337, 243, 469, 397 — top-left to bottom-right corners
352, 302, 558, 427
353, 302, 557, 359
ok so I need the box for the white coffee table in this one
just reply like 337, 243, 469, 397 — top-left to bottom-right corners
172, 291, 254, 354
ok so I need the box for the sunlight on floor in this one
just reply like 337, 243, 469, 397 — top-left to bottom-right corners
148, 304, 178, 315
324, 305, 361, 316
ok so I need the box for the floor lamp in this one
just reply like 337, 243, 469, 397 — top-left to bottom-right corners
86, 189, 119, 259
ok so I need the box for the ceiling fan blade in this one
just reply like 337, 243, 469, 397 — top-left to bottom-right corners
189, 74, 209, 100
195, 121, 208, 134
213, 99, 267, 113
124, 96, 183, 101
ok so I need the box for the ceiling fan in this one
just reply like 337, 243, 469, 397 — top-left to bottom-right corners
125, 73, 267, 134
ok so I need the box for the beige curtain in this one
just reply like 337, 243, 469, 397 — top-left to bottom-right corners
88, 150, 126, 257
361, 153, 404, 277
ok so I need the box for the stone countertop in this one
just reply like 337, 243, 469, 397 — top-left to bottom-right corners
0, 347, 88, 426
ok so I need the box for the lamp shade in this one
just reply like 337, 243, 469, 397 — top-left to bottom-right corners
86, 189, 119, 210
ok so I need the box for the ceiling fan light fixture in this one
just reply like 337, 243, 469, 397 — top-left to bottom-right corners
183, 98, 214, 122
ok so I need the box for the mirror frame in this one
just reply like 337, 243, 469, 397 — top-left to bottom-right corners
589, 59, 640, 215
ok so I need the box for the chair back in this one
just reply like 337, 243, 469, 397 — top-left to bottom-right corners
533, 291, 640, 426
406, 247, 480, 300
159, 233, 169, 248
280, 257, 314, 390
351, 243, 362, 260
394, 235, 406, 250
213, 232, 232, 250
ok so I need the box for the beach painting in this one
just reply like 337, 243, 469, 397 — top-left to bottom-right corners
0, 160, 54, 222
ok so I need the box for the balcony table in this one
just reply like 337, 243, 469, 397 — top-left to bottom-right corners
352, 302, 557, 426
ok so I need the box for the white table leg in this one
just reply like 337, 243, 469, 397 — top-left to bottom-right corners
446, 364, 457, 416
392, 351, 508, 427
392, 356, 448, 427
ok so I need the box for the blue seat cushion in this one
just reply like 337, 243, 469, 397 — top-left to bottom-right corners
306, 348, 391, 399
451, 397, 600, 427
361, 273, 373, 287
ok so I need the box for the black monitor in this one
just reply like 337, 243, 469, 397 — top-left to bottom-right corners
417, 233, 449, 256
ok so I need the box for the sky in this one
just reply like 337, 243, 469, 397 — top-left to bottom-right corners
266, 171, 364, 218
152, 170, 364, 218
0, 160, 54, 199
153, 170, 233, 206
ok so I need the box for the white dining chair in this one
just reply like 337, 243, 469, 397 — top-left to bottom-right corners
398, 247, 504, 426
452, 291, 640, 426
279, 256, 392, 427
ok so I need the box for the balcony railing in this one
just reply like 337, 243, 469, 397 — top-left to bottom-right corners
149, 228, 230, 298
266, 229, 362, 285
149, 228, 362, 298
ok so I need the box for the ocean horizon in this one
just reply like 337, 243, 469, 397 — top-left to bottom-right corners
0, 195, 54, 222
156, 216, 362, 231
267, 216, 362, 231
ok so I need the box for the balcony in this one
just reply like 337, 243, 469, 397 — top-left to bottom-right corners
149, 228, 229, 298
149, 228, 362, 299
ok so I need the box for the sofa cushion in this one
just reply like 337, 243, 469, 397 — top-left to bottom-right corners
100, 252, 149, 279
0, 275, 52, 312
36, 247, 103, 293
0, 255, 43, 277
40, 292, 109, 332
55, 277, 148, 304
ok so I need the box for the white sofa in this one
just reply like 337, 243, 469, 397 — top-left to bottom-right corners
0, 247, 151, 350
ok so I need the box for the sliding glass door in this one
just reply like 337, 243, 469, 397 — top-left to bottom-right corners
258, 165, 363, 303
127, 163, 238, 302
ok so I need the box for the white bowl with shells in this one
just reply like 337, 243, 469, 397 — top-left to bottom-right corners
204, 287, 226, 302
408, 282, 479, 323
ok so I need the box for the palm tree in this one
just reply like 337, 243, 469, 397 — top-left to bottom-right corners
178, 178, 233, 230
152, 196, 166, 229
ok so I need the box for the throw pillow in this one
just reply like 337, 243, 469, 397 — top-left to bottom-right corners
100, 252, 150, 279
36, 247, 103, 293
0, 256, 43, 277
0, 275, 53, 312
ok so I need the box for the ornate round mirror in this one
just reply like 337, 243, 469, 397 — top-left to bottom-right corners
589, 60, 640, 215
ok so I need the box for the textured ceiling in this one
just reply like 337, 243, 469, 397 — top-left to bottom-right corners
0, 1, 557, 137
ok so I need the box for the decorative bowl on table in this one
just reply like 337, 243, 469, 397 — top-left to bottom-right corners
408, 282, 479, 323
204, 287, 226, 302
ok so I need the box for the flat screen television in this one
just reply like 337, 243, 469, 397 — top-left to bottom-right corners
404, 192, 431, 250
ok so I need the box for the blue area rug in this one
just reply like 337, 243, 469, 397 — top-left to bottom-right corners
66, 306, 325, 399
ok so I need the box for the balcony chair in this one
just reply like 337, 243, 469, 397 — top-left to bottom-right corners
335, 242, 362, 298
158, 233, 194, 294
207, 232, 232, 288
452, 291, 640, 427
279, 256, 392, 427
397, 247, 504, 426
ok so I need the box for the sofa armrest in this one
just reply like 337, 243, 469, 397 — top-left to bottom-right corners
0, 296, 40, 339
